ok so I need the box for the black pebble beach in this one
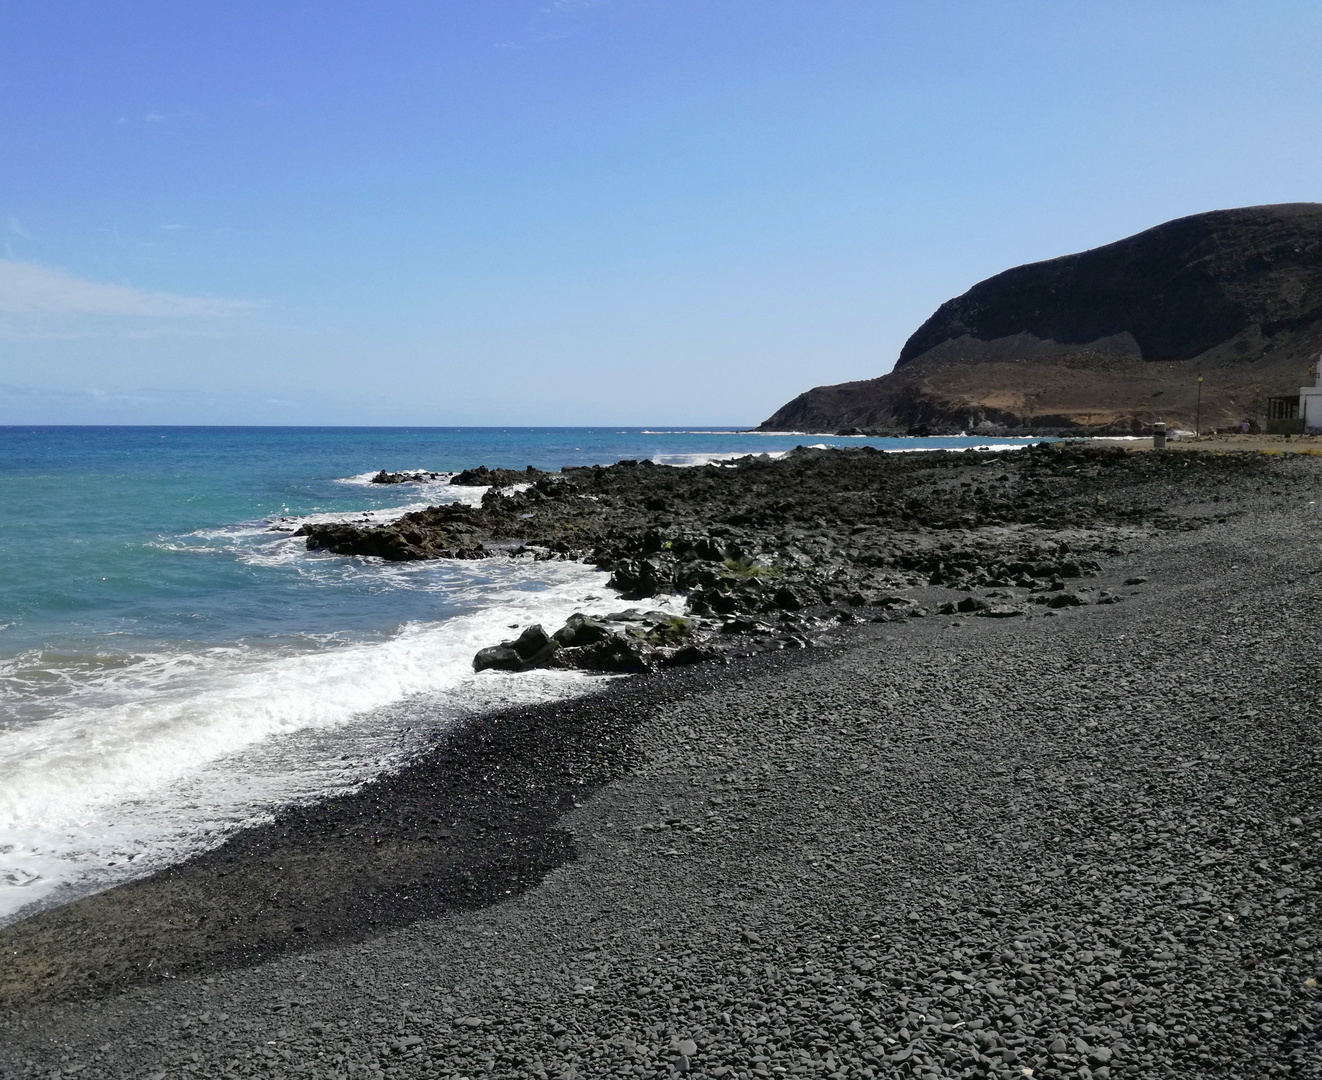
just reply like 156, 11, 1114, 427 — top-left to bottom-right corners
1, 445, 1319, 1079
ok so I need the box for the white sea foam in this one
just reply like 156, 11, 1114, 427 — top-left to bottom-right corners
334, 468, 455, 487
879, 442, 1035, 454
0, 558, 675, 924
736, 430, 833, 437
323, 475, 530, 514
268, 501, 441, 530
314, 479, 491, 514
650, 443, 1036, 466
650, 450, 792, 467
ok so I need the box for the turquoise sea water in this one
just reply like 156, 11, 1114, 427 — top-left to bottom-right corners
0, 426, 1044, 920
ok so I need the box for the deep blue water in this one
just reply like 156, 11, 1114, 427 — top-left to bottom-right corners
0, 426, 1044, 920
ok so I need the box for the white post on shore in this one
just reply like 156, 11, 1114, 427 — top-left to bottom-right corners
1153, 422, 1167, 450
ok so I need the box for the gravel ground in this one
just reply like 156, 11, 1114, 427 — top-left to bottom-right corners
2, 454, 1320, 1079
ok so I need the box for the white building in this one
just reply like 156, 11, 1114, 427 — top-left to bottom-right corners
1303, 361, 1322, 434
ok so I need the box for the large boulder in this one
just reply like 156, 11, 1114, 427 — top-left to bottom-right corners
473, 613, 687, 675
550, 633, 660, 674
472, 625, 558, 672
551, 613, 613, 648
642, 615, 696, 648
299, 522, 438, 561
543, 610, 690, 672
298, 521, 487, 562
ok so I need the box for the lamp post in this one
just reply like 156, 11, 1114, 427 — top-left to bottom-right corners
1196, 374, 1203, 436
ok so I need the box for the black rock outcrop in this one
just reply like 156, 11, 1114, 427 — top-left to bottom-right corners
451, 465, 545, 487
760, 204, 1322, 434
370, 470, 443, 484
472, 625, 558, 672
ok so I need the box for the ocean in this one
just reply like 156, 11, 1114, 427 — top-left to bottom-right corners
0, 426, 1044, 923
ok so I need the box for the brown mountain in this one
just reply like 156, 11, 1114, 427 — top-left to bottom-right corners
759, 203, 1322, 435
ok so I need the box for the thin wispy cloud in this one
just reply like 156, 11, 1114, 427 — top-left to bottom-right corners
497, 0, 605, 49
0, 259, 254, 318
115, 111, 186, 126
7, 217, 33, 239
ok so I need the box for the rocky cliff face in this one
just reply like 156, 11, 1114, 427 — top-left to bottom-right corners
760, 204, 1322, 434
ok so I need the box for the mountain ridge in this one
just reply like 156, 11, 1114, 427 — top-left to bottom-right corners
760, 203, 1322, 434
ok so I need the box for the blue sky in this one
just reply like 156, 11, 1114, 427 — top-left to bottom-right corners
3, 1, 1321, 426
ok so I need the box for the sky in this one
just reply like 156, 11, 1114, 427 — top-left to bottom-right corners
2, 1, 1322, 427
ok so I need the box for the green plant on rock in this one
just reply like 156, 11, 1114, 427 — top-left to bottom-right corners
646, 616, 694, 647
720, 557, 781, 580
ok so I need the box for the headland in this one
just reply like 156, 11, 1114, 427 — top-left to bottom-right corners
760, 204, 1322, 437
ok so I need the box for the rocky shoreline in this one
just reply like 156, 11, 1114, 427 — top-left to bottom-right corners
1, 445, 1319, 1079
296, 443, 1261, 672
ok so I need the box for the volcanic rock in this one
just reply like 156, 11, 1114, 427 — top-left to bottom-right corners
451, 465, 546, 487
551, 613, 614, 648
548, 634, 660, 674
370, 470, 442, 484
473, 625, 558, 672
